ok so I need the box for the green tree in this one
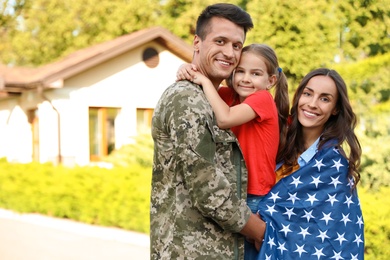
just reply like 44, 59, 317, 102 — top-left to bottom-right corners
336, 0, 390, 61
246, 0, 340, 87
1, 0, 161, 66
335, 53, 390, 189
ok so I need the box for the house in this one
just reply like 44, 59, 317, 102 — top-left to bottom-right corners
0, 27, 193, 166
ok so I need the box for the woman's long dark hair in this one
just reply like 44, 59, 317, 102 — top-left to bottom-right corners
278, 68, 362, 187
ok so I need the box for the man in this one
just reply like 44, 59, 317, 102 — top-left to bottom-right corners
150, 3, 265, 259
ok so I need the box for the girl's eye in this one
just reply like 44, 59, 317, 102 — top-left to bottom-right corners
320, 97, 330, 102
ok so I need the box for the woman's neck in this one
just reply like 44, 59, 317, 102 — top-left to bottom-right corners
302, 128, 322, 150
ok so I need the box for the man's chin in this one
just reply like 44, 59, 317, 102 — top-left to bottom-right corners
215, 71, 233, 81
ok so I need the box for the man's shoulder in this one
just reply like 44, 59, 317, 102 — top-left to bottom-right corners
156, 81, 210, 114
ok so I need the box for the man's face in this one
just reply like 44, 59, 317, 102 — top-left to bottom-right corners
193, 17, 245, 88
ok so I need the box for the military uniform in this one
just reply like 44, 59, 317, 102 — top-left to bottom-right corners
151, 80, 251, 259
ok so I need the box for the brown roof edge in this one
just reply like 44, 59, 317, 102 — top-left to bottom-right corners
1, 26, 193, 89
42, 26, 193, 85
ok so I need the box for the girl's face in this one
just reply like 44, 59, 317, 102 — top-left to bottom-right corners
298, 75, 339, 135
232, 52, 275, 102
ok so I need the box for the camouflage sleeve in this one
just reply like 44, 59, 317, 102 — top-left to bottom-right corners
169, 81, 251, 232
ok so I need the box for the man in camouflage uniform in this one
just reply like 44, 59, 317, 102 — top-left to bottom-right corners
150, 3, 265, 259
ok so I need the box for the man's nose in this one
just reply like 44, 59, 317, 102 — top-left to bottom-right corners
222, 44, 234, 59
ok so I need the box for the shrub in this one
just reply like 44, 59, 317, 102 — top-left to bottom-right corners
0, 160, 151, 233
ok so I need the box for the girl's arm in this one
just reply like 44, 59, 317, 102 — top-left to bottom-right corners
177, 64, 257, 129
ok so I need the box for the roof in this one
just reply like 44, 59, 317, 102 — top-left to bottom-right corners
0, 26, 193, 97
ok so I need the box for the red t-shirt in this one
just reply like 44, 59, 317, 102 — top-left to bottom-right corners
219, 87, 279, 195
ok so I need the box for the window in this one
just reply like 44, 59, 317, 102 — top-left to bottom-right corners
137, 108, 153, 133
142, 47, 159, 68
89, 107, 118, 161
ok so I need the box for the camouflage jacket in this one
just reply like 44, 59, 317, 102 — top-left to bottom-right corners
150, 80, 251, 259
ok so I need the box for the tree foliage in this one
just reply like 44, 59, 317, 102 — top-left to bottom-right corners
1, 0, 161, 66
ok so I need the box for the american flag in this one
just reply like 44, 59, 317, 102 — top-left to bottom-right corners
257, 145, 364, 260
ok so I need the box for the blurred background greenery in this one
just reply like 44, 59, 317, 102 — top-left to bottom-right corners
1, 0, 389, 259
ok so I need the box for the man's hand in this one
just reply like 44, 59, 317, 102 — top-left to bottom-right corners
240, 213, 265, 250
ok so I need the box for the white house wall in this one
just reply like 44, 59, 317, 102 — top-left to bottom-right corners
0, 99, 32, 163
16, 41, 190, 166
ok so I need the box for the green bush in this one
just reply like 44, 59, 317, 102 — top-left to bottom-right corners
0, 159, 151, 233
359, 187, 390, 259
103, 132, 154, 168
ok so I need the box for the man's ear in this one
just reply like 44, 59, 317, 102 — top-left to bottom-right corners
193, 35, 200, 52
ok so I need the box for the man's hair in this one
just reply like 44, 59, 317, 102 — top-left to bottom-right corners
195, 3, 253, 40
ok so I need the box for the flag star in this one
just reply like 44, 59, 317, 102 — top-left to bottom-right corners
287, 192, 300, 204
326, 193, 339, 206
298, 226, 311, 239
279, 224, 293, 237
333, 147, 340, 154
353, 233, 363, 247
320, 212, 334, 225
310, 175, 323, 188
331, 250, 344, 260
301, 210, 315, 222
313, 158, 326, 171
350, 253, 359, 260
268, 191, 281, 203
329, 176, 342, 189
335, 232, 347, 246
344, 195, 354, 208
265, 254, 272, 260
312, 247, 326, 260
317, 229, 330, 243
340, 213, 352, 226
265, 204, 278, 216
356, 215, 364, 229
277, 242, 288, 255
306, 193, 319, 205
283, 207, 297, 220
294, 244, 308, 257
347, 177, 355, 188
290, 176, 303, 188
331, 159, 344, 172
267, 236, 276, 249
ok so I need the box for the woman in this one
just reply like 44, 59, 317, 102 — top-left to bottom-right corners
257, 68, 364, 260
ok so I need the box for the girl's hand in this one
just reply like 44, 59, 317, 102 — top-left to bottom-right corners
176, 63, 198, 81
